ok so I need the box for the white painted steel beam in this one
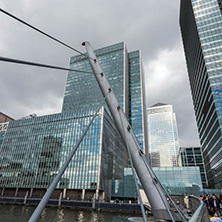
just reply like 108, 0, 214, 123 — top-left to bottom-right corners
83, 41, 174, 220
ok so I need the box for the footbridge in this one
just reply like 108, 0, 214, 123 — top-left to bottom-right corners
28, 42, 210, 222
0, 8, 211, 222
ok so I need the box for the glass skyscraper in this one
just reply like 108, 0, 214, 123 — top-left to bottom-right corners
128, 51, 147, 151
0, 42, 147, 200
62, 42, 147, 153
180, 0, 222, 188
147, 103, 180, 167
62, 43, 127, 114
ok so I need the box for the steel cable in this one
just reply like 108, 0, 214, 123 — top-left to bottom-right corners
0, 56, 96, 74
0, 8, 94, 60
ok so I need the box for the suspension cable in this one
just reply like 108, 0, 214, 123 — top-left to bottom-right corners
0, 8, 94, 60
0, 56, 96, 74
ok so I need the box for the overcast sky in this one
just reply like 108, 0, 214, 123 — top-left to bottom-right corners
0, 0, 200, 147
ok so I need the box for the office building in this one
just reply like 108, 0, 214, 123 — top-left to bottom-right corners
0, 112, 14, 123
147, 103, 180, 167
0, 131, 5, 149
180, 0, 222, 188
62, 42, 147, 153
0, 42, 146, 200
0, 107, 128, 200
180, 147, 208, 188
0, 117, 10, 150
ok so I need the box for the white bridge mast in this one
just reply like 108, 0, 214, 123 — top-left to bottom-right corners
83, 41, 177, 221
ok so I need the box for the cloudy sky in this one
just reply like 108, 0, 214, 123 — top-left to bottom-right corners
0, 0, 200, 147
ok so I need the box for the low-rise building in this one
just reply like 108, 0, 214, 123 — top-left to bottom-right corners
0, 107, 128, 201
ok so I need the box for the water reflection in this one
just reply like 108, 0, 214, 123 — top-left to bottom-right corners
58, 209, 65, 222
0, 204, 150, 222
78, 211, 84, 221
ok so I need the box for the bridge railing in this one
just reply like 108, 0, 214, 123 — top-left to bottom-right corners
188, 196, 210, 222
170, 195, 210, 222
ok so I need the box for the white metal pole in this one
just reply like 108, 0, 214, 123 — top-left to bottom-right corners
83, 41, 173, 220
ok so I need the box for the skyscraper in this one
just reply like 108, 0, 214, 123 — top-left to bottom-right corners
62, 43, 127, 114
147, 103, 180, 167
0, 42, 147, 201
62, 42, 147, 153
180, 0, 222, 188
180, 147, 208, 188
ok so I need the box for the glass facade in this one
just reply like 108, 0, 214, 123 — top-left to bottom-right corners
128, 51, 147, 152
0, 107, 128, 199
147, 103, 180, 167
180, 147, 208, 188
0, 42, 148, 200
62, 42, 127, 115
180, 0, 222, 188
0, 131, 5, 149
62, 42, 147, 154
112, 167, 203, 199
111, 168, 142, 200
153, 167, 203, 196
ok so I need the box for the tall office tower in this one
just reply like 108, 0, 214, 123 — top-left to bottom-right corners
180, 0, 222, 188
128, 51, 147, 151
147, 103, 180, 167
62, 42, 147, 153
180, 147, 208, 188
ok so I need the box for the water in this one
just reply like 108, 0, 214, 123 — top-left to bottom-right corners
0, 204, 152, 222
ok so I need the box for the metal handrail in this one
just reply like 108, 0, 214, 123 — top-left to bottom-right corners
188, 196, 210, 222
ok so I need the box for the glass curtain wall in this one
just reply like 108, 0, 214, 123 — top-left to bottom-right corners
0, 107, 127, 194
147, 104, 180, 167
180, 0, 222, 188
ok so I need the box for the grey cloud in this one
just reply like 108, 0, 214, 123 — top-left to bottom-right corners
0, 0, 200, 146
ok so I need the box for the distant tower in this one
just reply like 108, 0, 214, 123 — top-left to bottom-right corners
180, 0, 222, 188
147, 103, 180, 167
